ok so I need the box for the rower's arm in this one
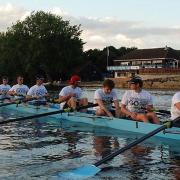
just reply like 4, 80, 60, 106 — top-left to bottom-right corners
96, 99, 113, 117
26, 95, 31, 99
145, 104, 154, 112
113, 100, 121, 117
175, 102, 180, 111
121, 104, 132, 117
44, 93, 49, 98
8, 90, 15, 95
59, 95, 71, 103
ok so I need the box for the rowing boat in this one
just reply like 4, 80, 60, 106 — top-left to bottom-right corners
1, 103, 180, 141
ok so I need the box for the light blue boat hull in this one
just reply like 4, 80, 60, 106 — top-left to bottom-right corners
1, 104, 180, 141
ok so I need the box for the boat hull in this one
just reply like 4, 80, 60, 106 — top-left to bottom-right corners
1, 104, 180, 141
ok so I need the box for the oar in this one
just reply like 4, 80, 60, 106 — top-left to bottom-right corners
58, 116, 180, 179
0, 96, 10, 101
154, 109, 170, 115
0, 103, 98, 125
0, 96, 26, 107
0, 95, 43, 107
141, 107, 170, 115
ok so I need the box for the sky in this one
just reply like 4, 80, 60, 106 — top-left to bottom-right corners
0, 0, 180, 50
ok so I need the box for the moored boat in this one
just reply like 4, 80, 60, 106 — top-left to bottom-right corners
1, 103, 180, 141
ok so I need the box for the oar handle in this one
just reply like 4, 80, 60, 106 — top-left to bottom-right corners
0, 97, 11, 101
157, 109, 170, 115
141, 107, 170, 115
76, 103, 98, 111
94, 116, 180, 167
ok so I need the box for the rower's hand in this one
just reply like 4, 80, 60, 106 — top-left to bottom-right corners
12, 91, 18, 96
31, 95, 39, 100
130, 112, 137, 119
68, 93, 76, 98
35, 96, 43, 100
107, 111, 114, 117
145, 105, 153, 112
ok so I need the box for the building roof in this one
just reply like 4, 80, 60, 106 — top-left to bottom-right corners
115, 47, 180, 61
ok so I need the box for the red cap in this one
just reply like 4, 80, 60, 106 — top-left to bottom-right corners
69, 75, 81, 84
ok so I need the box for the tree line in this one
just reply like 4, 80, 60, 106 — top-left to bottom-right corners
0, 11, 136, 84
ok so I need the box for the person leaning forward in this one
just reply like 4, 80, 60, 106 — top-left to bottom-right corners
171, 91, 180, 121
59, 75, 88, 110
94, 79, 121, 117
121, 76, 160, 124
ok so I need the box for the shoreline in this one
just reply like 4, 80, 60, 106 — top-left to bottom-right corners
110, 75, 180, 90
46, 76, 180, 91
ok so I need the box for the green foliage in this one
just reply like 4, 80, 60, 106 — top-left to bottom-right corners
0, 10, 137, 83
0, 11, 84, 83
83, 46, 137, 77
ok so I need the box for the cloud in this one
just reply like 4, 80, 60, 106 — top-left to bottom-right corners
0, 3, 29, 31
0, 4, 180, 50
54, 11, 180, 50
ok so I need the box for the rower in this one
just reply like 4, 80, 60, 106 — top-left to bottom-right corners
59, 75, 88, 110
171, 91, 180, 121
0, 76, 11, 100
8, 75, 29, 98
94, 79, 120, 117
26, 75, 48, 105
121, 76, 160, 124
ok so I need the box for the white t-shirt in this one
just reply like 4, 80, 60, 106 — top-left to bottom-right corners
171, 91, 180, 120
59, 85, 82, 109
0, 84, 11, 98
9, 84, 29, 96
121, 90, 153, 113
94, 88, 118, 110
27, 85, 48, 101
0, 84, 11, 94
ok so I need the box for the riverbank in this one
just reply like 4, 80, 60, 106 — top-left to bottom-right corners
46, 74, 180, 90
110, 75, 180, 90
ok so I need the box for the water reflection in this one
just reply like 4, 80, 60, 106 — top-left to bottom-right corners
0, 116, 179, 179
93, 136, 112, 158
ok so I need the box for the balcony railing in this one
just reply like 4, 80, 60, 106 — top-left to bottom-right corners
107, 66, 139, 71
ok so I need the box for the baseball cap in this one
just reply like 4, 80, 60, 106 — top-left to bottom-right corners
69, 75, 81, 84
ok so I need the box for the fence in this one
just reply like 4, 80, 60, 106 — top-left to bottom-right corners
139, 68, 180, 74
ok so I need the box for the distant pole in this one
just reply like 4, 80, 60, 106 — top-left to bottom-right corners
107, 46, 109, 69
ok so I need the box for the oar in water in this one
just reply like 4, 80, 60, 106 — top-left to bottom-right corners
0, 103, 98, 125
58, 116, 180, 179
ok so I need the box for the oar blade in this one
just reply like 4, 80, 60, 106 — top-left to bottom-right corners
58, 164, 101, 179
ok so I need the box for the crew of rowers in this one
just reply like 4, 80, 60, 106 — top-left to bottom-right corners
0, 75, 179, 124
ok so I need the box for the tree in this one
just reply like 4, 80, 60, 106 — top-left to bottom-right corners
0, 11, 84, 83
83, 46, 137, 79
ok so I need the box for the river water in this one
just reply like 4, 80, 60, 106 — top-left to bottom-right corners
0, 88, 179, 180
